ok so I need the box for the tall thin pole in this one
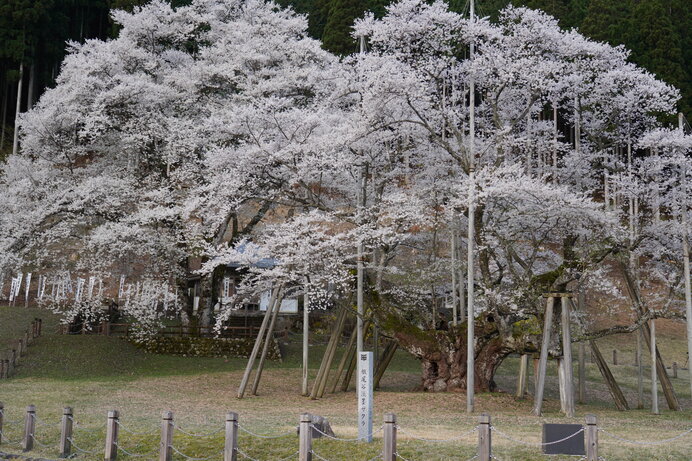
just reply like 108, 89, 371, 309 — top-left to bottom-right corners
302, 277, 310, 396
12, 62, 23, 156
679, 113, 692, 401
651, 319, 659, 414
451, 230, 459, 326
357, 34, 366, 354
466, 0, 476, 415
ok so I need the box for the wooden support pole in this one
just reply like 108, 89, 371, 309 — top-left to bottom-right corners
635, 329, 643, 408
22, 404, 35, 452
585, 414, 598, 461
516, 354, 528, 399
341, 320, 370, 392
578, 342, 586, 404
299, 413, 312, 461
104, 410, 119, 461
532, 357, 539, 395
478, 413, 491, 461
330, 321, 359, 393
651, 320, 659, 415
0, 402, 4, 444
374, 341, 398, 390
672, 361, 677, 378
237, 287, 279, 399
159, 411, 173, 461
59, 407, 73, 458
316, 309, 347, 398
612, 350, 617, 366
560, 297, 575, 417
311, 307, 347, 399
590, 340, 629, 410
533, 296, 554, 416
224, 412, 238, 461
383, 413, 396, 461
251, 291, 284, 395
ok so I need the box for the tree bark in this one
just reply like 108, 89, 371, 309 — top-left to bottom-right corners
386, 311, 526, 392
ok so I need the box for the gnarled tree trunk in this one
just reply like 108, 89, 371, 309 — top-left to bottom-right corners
383, 310, 541, 392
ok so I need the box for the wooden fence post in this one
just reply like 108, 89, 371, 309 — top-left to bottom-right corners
22, 404, 35, 452
383, 413, 396, 461
0, 360, 5, 379
478, 413, 491, 461
672, 362, 678, 378
59, 407, 73, 458
17, 339, 23, 358
0, 401, 4, 444
224, 412, 238, 461
1, 360, 7, 378
612, 350, 617, 365
585, 414, 598, 461
159, 411, 174, 461
24, 330, 29, 348
299, 413, 312, 461
104, 410, 119, 461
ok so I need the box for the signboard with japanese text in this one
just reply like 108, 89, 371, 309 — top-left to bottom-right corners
357, 351, 373, 442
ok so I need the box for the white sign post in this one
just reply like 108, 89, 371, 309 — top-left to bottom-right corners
357, 351, 374, 443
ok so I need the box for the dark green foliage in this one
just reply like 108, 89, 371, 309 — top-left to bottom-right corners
0, 0, 690, 161
580, 0, 633, 46
321, 0, 369, 55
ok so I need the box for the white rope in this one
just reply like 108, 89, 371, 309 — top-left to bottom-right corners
235, 447, 298, 461
395, 425, 478, 442
30, 432, 54, 448
599, 427, 692, 445
32, 414, 61, 427
235, 447, 261, 461
115, 441, 159, 457
116, 420, 159, 435
491, 425, 584, 446
174, 425, 225, 438
0, 412, 23, 425
310, 424, 383, 441
238, 425, 295, 439
395, 452, 413, 461
310, 449, 332, 461
0, 430, 23, 445
67, 436, 100, 454
68, 416, 105, 432
170, 444, 222, 460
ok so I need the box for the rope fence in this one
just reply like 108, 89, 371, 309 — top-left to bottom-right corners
0, 402, 689, 461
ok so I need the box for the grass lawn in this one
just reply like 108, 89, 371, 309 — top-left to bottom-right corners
0, 305, 690, 460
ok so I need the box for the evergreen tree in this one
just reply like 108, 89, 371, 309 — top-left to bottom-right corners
580, 0, 633, 46
630, 0, 686, 112
321, 0, 369, 55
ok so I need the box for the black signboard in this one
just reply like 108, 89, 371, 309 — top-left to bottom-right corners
542, 423, 585, 455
